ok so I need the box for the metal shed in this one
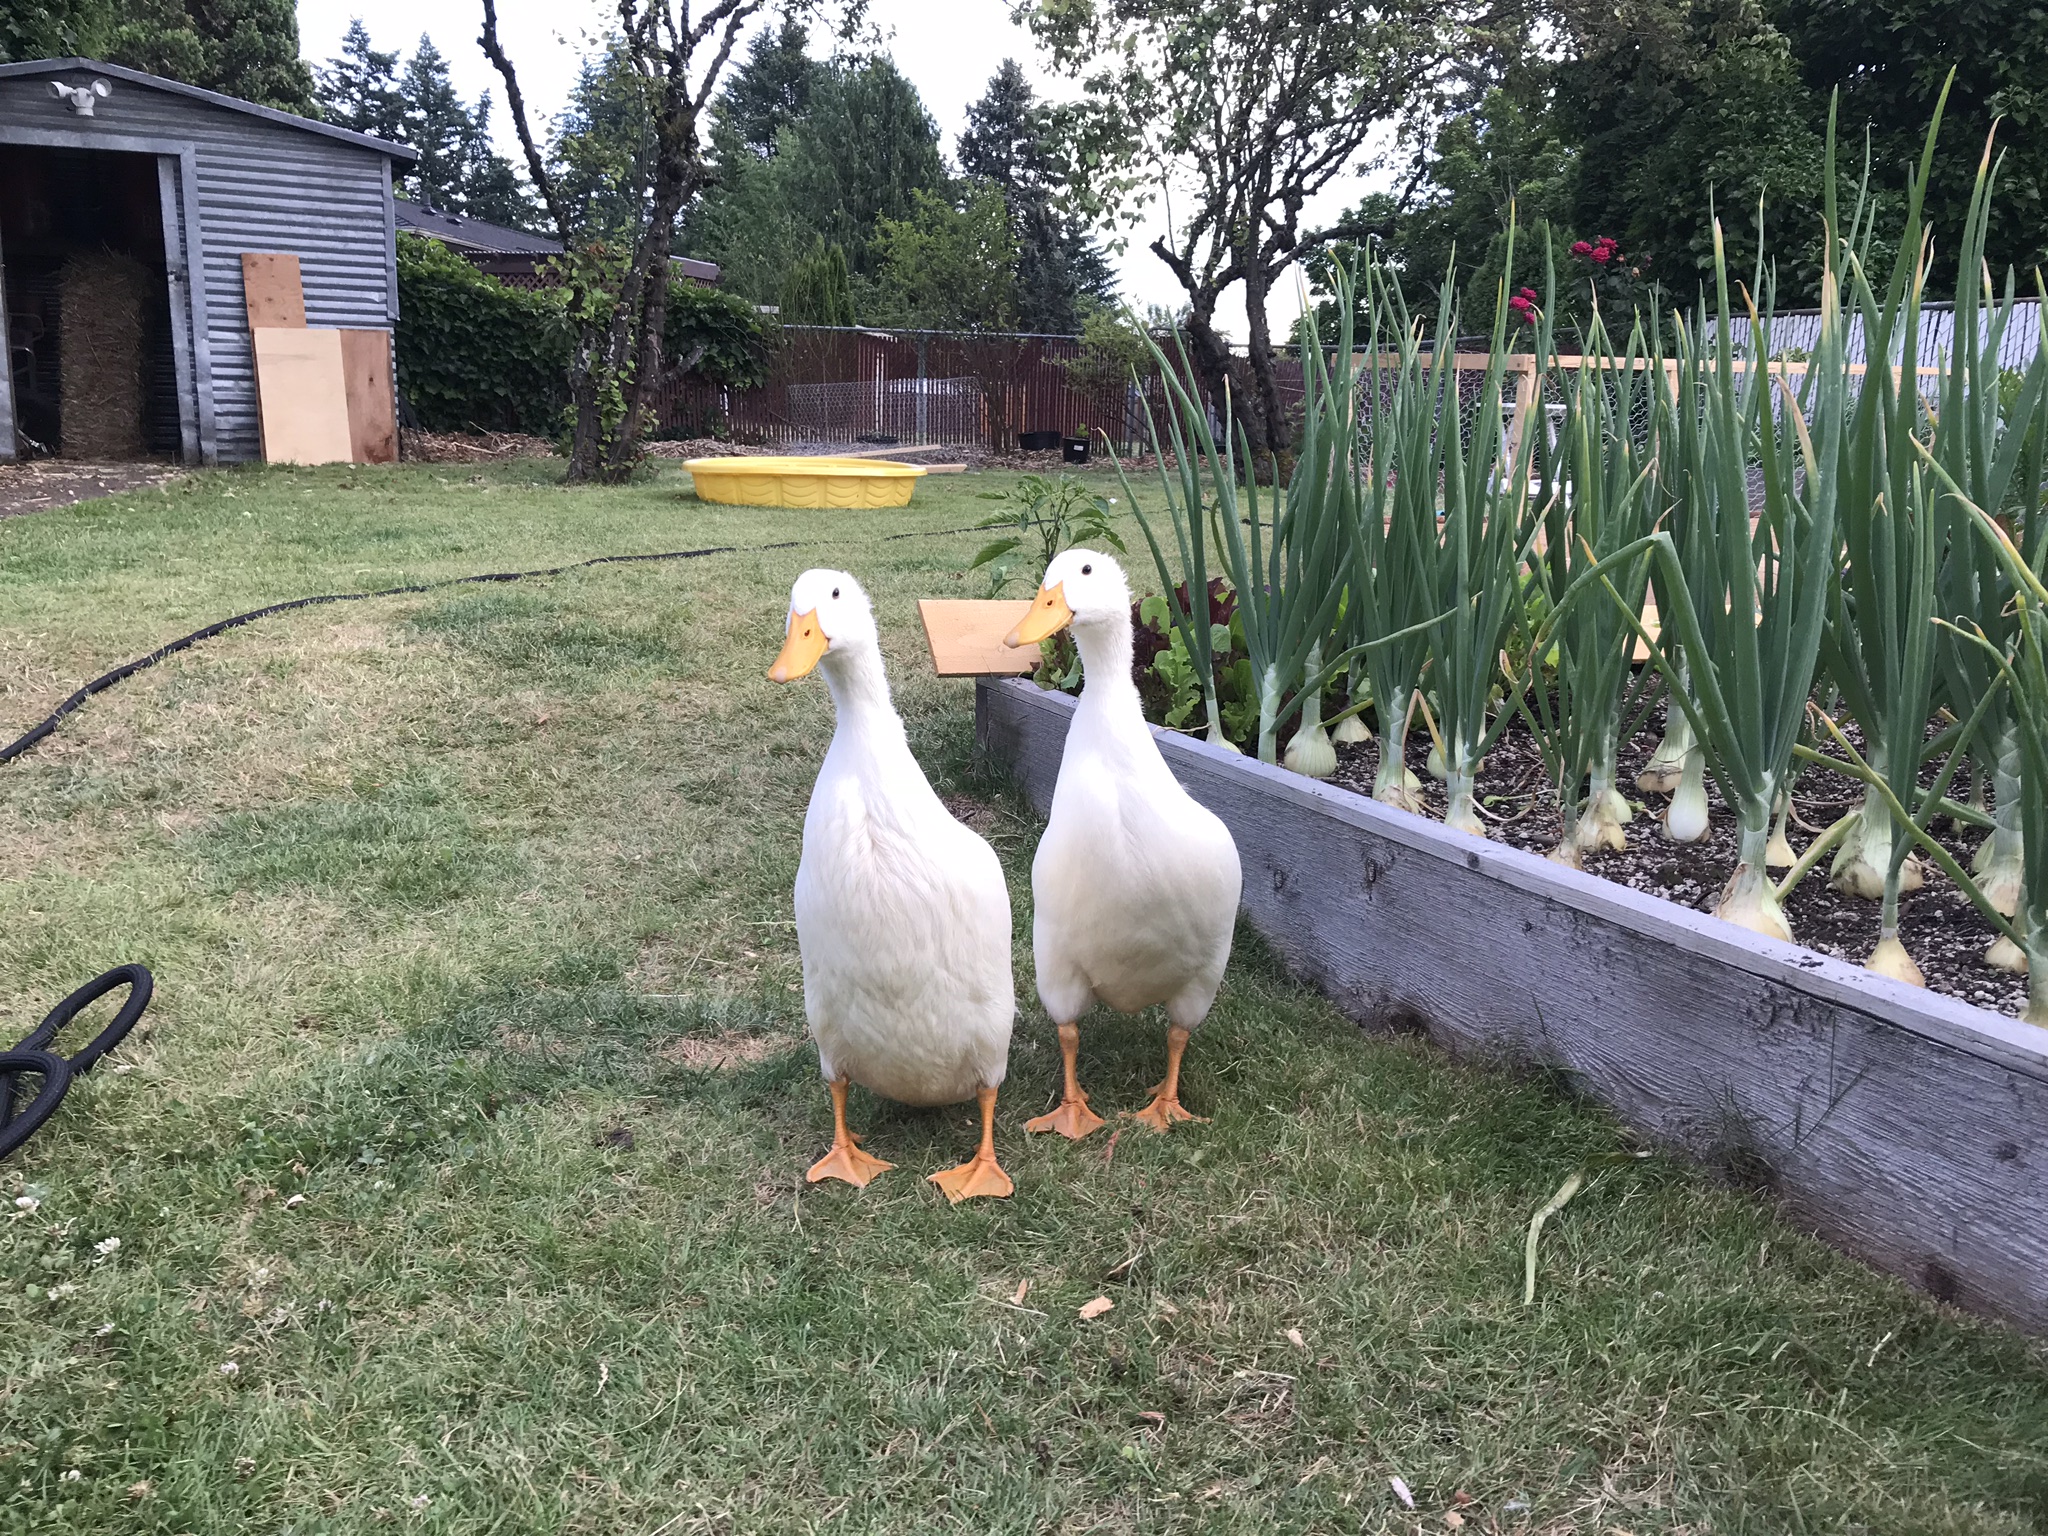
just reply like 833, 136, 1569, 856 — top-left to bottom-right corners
0, 58, 417, 466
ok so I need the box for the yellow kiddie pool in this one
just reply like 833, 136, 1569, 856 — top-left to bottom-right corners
685, 456, 926, 509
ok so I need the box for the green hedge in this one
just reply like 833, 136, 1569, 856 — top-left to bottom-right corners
395, 233, 779, 437
395, 233, 570, 434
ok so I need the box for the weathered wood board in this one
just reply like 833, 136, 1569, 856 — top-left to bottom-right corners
338, 329, 398, 465
919, 600, 1037, 677
251, 327, 352, 466
978, 676, 2048, 1334
240, 252, 306, 330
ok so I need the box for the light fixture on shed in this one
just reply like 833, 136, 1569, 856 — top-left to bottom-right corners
51, 79, 112, 116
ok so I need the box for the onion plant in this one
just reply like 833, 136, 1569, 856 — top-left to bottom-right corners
1117, 338, 1232, 748
1125, 302, 1352, 766
1813, 107, 1949, 982
1408, 231, 1546, 836
1520, 313, 1660, 866
1607, 218, 1847, 942
1339, 259, 1441, 811
1930, 140, 2048, 958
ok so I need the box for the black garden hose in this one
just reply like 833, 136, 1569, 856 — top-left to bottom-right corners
0, 523, 985, 766
0, 965, 153, 1161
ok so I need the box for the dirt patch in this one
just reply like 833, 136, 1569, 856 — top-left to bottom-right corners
657, 1031, 788, 1070
0, 459, 181, 517
942, 793, 1000, 837
400, 429, 556, 463
1323, 702, 2030, 1019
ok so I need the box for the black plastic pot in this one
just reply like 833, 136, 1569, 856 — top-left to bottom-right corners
1062, 437, 1091, 465
1018, 430, 1061, 452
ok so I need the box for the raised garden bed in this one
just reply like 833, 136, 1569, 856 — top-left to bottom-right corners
978, 676, 2048, 1334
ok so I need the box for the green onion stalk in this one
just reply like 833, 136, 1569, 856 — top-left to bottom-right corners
1521, 311, 1661, 866
1813, 99, 1951, 983
1127, 305, 1350, 767
1338, 257, 1439, 809
1620, 214, 1848, 943
1930, 134, 2048, 962
1942, 518, 2048, 1026
1411, 228, 1547, 836
1117, 337, 1234, 750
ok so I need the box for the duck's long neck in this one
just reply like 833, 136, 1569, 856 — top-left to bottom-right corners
1072, 613, 1145, 731
819, 641, 912, 764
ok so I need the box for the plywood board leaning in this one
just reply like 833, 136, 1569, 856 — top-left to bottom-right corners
338, 329, 398, 464
252, 327, 352, 465
918, 600, 1037, 676
241, 253, 306, 329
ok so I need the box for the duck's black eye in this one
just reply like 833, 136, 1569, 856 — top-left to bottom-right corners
831, 587, 840, 598
1081, 564, 1093, 575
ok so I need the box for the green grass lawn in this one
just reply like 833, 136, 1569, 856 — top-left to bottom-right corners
1, 458, 2045, 1535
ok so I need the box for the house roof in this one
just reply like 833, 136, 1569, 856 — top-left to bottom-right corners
0, 58, 419, 161
395, 199, 722, 283
395, 198, 560, 255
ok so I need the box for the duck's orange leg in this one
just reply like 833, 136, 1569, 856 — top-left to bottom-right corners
1128, 1025, 1208, 1132
1024, 1022, 1106, 1139
929, 1085, 1015, 1203
806, 1077, 894, 1187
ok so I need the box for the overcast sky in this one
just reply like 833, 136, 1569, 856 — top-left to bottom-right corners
295, 0, 1374, 340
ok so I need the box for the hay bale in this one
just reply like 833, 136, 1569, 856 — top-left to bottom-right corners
59, 251, 151, 459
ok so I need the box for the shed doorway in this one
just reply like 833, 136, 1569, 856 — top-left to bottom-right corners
1, 146, 183, 461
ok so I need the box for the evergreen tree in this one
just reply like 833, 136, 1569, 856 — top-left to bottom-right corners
775, 56, 948, 282
97, 0, 318, 114
958, 60, 1116, 332
317, 26, 537, 226
551, 41, 659, 240
720, 20, 822, 160
315, 18, 404, 142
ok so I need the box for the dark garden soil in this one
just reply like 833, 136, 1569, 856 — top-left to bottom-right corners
1321, 701, 2030, 1020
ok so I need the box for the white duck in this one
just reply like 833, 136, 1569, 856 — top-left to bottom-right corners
1005, 550, 1242, 1136
769, 569, 1016, 1201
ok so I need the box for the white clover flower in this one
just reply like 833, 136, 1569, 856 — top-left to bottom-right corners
218, 1360, 240, 1377
14, 1196, 38, 1213
47, 1283, 78, 1302
410, 1494, 431, 1512
93, 1236, 121, 1257
62, 1469, 82, 1483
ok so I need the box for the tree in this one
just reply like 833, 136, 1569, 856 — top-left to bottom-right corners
1771, 0, 2048, 283
781, 238, 855, 324
481, 0, 860, 483
719, 19, 822, 160
550, 41, 660, 243
772, 56, 949, 283
316, 20, 405, 142
871, 182, 1020, 330
1551, 0, 1828, 305
958, 60, 1116, 332
1029, 0, 1481, 455
12, 0, 320, 112
317, 26, 535, 226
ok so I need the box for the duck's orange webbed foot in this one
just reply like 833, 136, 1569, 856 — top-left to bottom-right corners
1024, 1095, 1106, 1140
1024, 1021, 1105, 1139
1125, 1024, 1207, 1134
807, 1139, 894, 1186
930, 1086, 1015, 1202
806, 1078, 894, 1187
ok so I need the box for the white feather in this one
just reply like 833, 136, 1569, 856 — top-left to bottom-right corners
1028, 552, 1241, 1030
786, 571, 1013, 1106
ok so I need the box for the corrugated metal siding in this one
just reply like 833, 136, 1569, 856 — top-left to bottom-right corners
0, 72, 399, 463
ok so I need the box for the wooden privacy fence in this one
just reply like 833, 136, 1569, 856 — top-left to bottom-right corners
655, 325, 1159, 452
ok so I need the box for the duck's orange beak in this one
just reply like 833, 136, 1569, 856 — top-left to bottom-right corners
1005, 583, 1073, 648
769, 608, 828, 682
